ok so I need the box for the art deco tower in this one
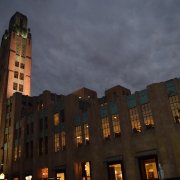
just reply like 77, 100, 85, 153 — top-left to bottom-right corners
0, 12, 32, 132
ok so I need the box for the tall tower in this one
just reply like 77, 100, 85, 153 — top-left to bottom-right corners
0, 12, 32, 142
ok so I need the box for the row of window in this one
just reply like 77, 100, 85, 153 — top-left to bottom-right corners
13, 83, 23, 92
14, 71, 24, 80
15, 61, 25, 69
12, 155, 159, 180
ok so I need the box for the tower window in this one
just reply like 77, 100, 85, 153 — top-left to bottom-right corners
19, 84, 23, 92
129, 107, 142, 133
13, 83, 18, 90
15, 61, 19, 67
20, 63, 25, 69
14, 71, 18, 78
101, 117, 111, 139
20, 73, 24, 80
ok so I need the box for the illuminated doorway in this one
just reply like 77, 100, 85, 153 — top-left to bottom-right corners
108, 162, 124, 180
139, 155, 159, 180
56, 172, 65, 180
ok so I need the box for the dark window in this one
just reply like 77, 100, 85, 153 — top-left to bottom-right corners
26, 124, 29, 135
15, 61, 19, 67
20, 73, 24, 80
39, 119, 43, 131
19, 84, 23, 92
13, 83, 18, 90
25, 142, 29, 158
44, 116, 48, 129
14, 71, 18, 78
39, 138, 43, 155
30, 141, 33, 158
45, 136, 48, 154
20, 63, 25, 69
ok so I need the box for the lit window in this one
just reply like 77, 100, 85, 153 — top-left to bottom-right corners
108, 163, 124, 180
20, 73, 24, 80
84, 124, 89, 144
141, 103, 155, 129
61, 131, 66, 150
41, 168, 48, 179
54, 113, 59, 126
19, 84, 23, 92
139, 156, 159, 180
13, 82, 18, 90
129, 107, 141, 133
75, 126, 82, 147
57, 173, 65, 180
169, 95, 180, 123
14, 71, 18, 78
82, 161, 91, 180
112, 114, 121, 137
54, 133, 60, 152
25, 175, 32, 180
101, 117, 110, 139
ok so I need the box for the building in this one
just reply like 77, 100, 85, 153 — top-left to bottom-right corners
0, 12, 180, 180
0, 11, 32, 136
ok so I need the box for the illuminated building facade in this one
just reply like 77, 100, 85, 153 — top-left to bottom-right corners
0, 11, 32, 146
0, 12, 31, 179
0, 12, 180, 180
1, 80, 180, 180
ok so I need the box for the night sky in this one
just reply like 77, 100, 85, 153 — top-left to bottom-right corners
0, 0, 180, 97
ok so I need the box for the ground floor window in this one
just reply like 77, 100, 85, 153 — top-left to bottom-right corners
41, 167, 48, 179
56, 172, 65, 180
139, 155, 159, 180
25, 175, 32, 180
108, 162, 124, 180
82, 161, 91, 180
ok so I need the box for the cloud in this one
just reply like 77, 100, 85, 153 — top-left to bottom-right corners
0, 0, 180, 97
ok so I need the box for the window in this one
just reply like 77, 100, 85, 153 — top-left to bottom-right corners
39, 138, 43, 155
139, 156, 159, 180
30, 141, 33, 158
20, 63, 25, 69
45, 136, 48, 154
14, 71, 18, 78
141, 103, 154, 128
82, 161, 91, 180
39, 118, 43, 131
56, 172, 65, 180
54, 113, 59, 126
41, 168, 48, 179
112, 114, 121, 137
75, 126, 82, 147
19, 84, 23, 92
14, 145, 18, 161
25, 142, 29, 158
25, 175, 32, 180
13, 82, 18, 90
61, 131, 66, 150
102, 117, 110, 139
129, 107, 141, 133
20, 73, 24, 80
84, 124, 89, 144
15, 61, 19, 67
44, 116, 48, 129
169, 95, 180, 123
54, 133, 60, 152
108, 162, 124, 180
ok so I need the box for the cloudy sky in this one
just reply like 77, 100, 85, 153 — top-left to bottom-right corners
0, 0, 180, 97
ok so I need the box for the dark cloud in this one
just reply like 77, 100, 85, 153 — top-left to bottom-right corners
1, 0, 180, 97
